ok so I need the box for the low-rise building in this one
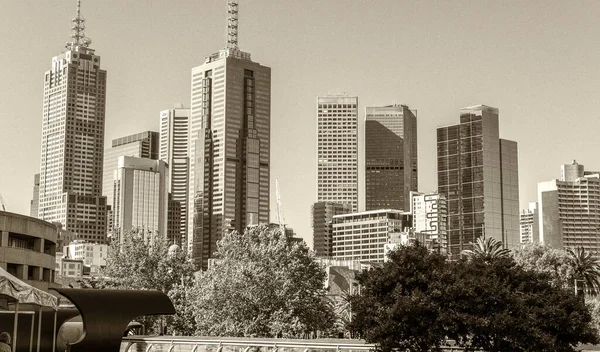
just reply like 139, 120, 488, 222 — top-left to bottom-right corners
64, 240, 108, 275
0, 211, 58, 291
332, 209, 412, 262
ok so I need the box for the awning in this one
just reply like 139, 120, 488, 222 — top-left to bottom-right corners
0, 267, 58, 310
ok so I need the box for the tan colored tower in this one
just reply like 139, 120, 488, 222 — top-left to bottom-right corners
38, 1, 108, 243
189, 0, 271, 269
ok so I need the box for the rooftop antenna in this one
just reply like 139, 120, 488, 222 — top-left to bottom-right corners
66, 0, 92, 50
227, 0, 239, 49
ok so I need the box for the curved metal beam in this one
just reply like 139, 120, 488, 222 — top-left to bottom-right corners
53, 288, 175, 352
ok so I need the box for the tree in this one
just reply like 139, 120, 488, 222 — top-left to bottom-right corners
349, 243, 451, 351
512, 242, 572, 289
567, 246, 600, 295
350, 243, 599, 352
462, 237, 510, 262
100, 229, 197, 334
192, 225, 335, 338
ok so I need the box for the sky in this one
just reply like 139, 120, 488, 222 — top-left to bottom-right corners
1, 0, 600, 247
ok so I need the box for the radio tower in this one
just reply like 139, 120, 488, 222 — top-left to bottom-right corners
227, 0, 239, 49
66, 0, 92, 50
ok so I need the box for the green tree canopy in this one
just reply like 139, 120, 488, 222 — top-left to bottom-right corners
512, 242, 573, 289
192, 225, 335, 338
567, 246, 600, 295
350, 243, 599, 352
99, 229, 197, 334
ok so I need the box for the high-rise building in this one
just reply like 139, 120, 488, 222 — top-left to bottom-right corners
160, 106, 190, 247
317, 95, 359, 212
411, 191, 448, 253
365, 105, 417, 211
188, 1, 271, 269
437, 105, 519, 257
537, 161, 600, 253
311, 201, 352, 258
332, 209, 412, 262
30, 173, 40, 218
520, 202, 539, 244
37, 2, 108, 243
102, 131, 159, 207
112, 156, 169, 244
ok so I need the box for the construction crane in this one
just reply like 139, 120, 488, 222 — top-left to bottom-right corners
275, 177, 286, 233
0, 194, 6, 211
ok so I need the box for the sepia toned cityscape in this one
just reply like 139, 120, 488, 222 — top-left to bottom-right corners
2, 0, 600, 351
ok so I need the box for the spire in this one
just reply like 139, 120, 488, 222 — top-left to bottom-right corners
66, 0, 92, 50
226, 0, 239, 49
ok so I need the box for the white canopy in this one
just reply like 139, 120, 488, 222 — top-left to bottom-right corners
0, 267, 58, 310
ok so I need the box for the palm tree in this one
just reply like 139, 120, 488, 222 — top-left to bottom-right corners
566, 246, 600, 296
462, 237, 510, 262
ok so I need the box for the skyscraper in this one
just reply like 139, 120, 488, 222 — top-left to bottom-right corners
102, 131, 159, 207
437, 105, 519, 257
316, 95, 359, 212
188, 1, 271, 269
37, 2, 108, 243
112, 156, 169, 244
365, 104, 417, 211
160, 106, 190, 248
537, 161, 600, 253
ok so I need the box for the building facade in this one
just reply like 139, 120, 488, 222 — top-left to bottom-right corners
30, 173, 40, 218
411, 191, 448, 253
188, 1, 271, 269
537, 162, 600, 254
365, 105, 417, 211
0, 211, 57, 291
520, 202, 539, 244
64, 240, 107, 275
311, 201, 352, 258
112, 156, 169, 244
332, 209, 412, 263
160, 106, 190, 247
102, 131, 160, 207
437, 105, 519, 257
38, 4, 108, 243
317, 95, 359, 213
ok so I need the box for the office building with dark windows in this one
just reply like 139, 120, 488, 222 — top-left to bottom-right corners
317, 95, 359, 213
365, 104, 417, 211
436, 105, 519, 257
37, 2, 108, 243
188, 1, 271, 269
311, 201, 352, 258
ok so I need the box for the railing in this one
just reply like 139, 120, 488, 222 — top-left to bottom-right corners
121, 337, 375, 352
120, 337, 473, 352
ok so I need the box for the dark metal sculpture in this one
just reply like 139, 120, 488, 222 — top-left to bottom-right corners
53, 288, 175, 352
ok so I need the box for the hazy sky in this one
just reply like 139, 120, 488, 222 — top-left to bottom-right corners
1, 0, 600, 246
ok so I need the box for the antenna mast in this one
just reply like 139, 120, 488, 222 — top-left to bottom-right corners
227, 0, 239, 49
66, 0, 92, 50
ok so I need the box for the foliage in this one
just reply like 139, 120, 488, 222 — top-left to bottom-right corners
350, 243, 599, 352
567, 246, 600, 295
462, 237, 510, 262
512, 242, 573, 289
192, 225, 335, 338
99, 229, 197, 334
349, 243, 451, 351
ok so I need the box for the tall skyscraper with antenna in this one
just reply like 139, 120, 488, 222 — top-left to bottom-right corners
188, 0, 271, 269
37, 1, 108, 243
